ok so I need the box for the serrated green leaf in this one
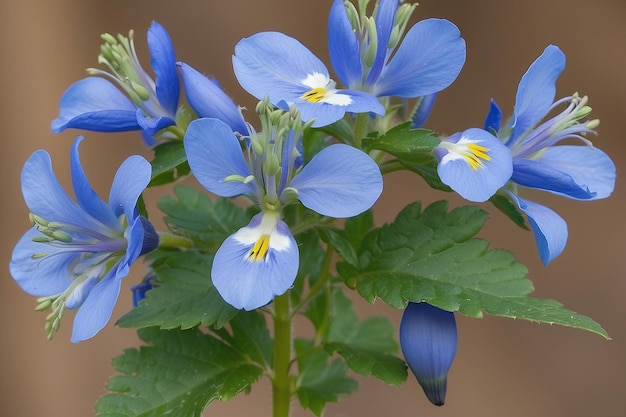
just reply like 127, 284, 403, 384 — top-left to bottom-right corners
343, 209, 374, 252
212, 311, 272, 368
322, 290, 407, 385
351, 201, 609, 338
363, 122, 439, 154
117, 251, 238, 330
294, 338, 358, 416
158, 186, 250, 250
149, 141, 190, 187
291, 230, 325, 306
317, 226, 359, 268
95, 327, 264, 417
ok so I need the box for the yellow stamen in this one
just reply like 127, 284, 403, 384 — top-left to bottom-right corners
465, 143, 491, 170
301, 87, 326, 103
248, 234, 270, 262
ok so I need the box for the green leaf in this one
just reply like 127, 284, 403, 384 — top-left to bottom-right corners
149, 141, 190, 187
363, 122, 439, 154
321, 290, 408, 385
489, 192, 529, 230
294, 338, 358, 416
212, 311, 273, 368
317, 226, 359, 268
343, 209, 374, 252
117, 251, 238, 330
290, 230, 325, 306
349, 200, 609, 338
96, 327, 264, 417
158, 186, 250, 250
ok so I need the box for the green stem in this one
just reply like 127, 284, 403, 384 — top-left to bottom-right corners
272, 293, 292, 417
156, 231, 194, 249
379, 159, 407, 175
353, 112, 370, 149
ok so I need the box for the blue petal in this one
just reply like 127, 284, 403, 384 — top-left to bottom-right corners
512, 158, 596, 200
10, 228, 75, 296
400, 302, 457, 406
184, 118, 256, 197
364, 0, 399, 87
233, 31, 329, 103
289, 144, 383, 217
328, 0, 362, 88
136, 110, 176, 140
108, 155, 151, 221
374, 19, 466, 98
51, 77, 139, 133
70, 138, 119, 230
21, 150, 99, 229
148, 21, 179, 116
436, 129, 513, 202
510, 45, 565, 143
411, 93, 437, 128
508, 193, 567, 265
536, 146, 615, 200
483, 99, 502, 133
71, 272, 122, 343
179, 62, 249, 135
211, 214, 299, 310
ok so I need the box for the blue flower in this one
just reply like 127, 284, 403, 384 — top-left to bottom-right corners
328, 0, 466, 98
9, 138, 157, 342
232, 31, 384, 127
434, 128, 513, 202
485, 45, 616, 264
52, 21, 180, 145
400, 302, 457, 406
184, 108, 383, 310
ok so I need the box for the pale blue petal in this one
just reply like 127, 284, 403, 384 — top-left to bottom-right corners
136, 110, 176, 140
184, 118, 256, 197
537, 146, 615, 200
364, 0, 398, 87
511, 45, 565, 142
70, 137, 118, 230
10, 228, 75, 296
108, 155, 151, 221
289, 144, 383, 217
71, 272, 122, 343
233, 31, 329, 103
328, 0, 362, 88
375, 19, 465, 98
436, 129, 513, 202
21, 150, 96, 228
179, 62, 249, 135
51, 77, 139, 133
512, 158, 595, 200
148, 20, 179, 116
509, 193, 567, 265
211, 216, 299, 311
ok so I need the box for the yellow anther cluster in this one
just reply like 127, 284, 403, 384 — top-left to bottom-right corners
301, 87, 326, 103
248, 235, 270, 262
464, 143, 491, 170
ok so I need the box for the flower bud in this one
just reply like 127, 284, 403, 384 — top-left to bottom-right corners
399, 302, 457, 406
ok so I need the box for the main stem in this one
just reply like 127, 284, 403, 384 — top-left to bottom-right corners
272, 292, 292, 417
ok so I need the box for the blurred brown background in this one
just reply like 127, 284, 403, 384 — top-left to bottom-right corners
1, 1, 624, 416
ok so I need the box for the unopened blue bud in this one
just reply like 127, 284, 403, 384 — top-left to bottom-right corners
399, 302, 457, 406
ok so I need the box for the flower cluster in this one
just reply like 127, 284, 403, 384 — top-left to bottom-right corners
9, 0, 616, 413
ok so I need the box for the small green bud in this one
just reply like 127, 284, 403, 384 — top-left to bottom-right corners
586, 119, 600, 130
343, 0, 361, 31
250, 136, 265, 156
31, 236, 52, 243
127, 79, 151, 101
51, 231, 73, 243
265, 153, 280, 176
31, 252, 49, 260
35, 299, 53, 312
363, 17, 378, 68
279, 187, 299, 204
100, 32, 118, 45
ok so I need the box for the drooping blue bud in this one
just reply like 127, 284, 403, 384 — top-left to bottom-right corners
399, 302, 457, 406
